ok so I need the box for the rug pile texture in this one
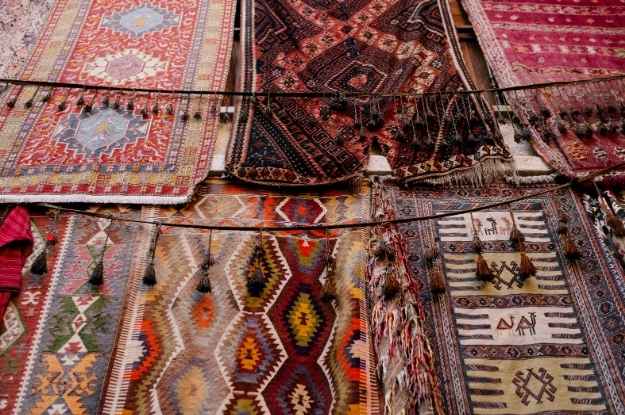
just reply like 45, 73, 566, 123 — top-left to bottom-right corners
0, 0, 234, 204
462, 0, 625, 180
227, 0, 511, 186
393, 184, 625, 414
101, 181, 378, 413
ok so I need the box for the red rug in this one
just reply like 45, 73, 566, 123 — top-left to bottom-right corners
0, 0, 235, 204
227, 0, 511, 186
462, 0, 625, 180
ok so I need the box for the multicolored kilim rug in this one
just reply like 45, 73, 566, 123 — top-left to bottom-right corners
0, 209, 52, 415
227, 0, 511, 186
392, 185, 625, 414
102, 181, 379, 413
0, 0, 234, 204
462, 0, 625, 180
0, 208, 146, 414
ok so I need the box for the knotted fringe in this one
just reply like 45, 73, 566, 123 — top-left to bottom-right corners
416, 158, 513, 188
368, 188, 444, 415
558, 217, 581, 261
594, 182, 625, 237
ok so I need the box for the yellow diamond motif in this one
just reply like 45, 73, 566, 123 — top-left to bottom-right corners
286, 293, 321, 347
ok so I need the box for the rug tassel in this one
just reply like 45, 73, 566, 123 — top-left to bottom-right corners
509, 225, 524, 246
383, 270, 401, 301
89, 259, 104, 286
143, 261, 157, 286
197, 234, 215, 294
429, 269, 445, 295
321, 257, 337, 303
30, 249, 48, 275
475, 253, 494, 282
247, 233, 267, 297
143, 223, 160, 286
518, 249, 536, 281
563, 234, 580, 260
595, 184, 625, 237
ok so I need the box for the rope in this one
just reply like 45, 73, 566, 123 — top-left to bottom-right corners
36, 161, 625, 232
2, 73, 625, 99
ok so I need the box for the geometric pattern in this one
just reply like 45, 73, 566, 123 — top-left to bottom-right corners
84, 49, 168, 83
394, 186, 622, 414
53, 108, 149, 156
101, 5, 180, 37
98, 181, 377, 414
0, 0, 235, 204
227, 0, 511, 186
12, 212, 144, 414
0, 214, 56, 415
462, 0, 625, 180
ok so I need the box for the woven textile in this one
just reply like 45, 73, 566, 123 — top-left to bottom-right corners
0, 0, 234, 204
103, 181, 378, 414
0, 206, 33, 322
227, 0, 511, 186
0, 211, 61, 414
393, 185, 625, 414
462, 0, 625, 180
4, 210, 146, 414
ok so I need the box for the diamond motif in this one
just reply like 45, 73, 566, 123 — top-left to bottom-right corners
84, 48, 167, 82
102, 5, 179, 37
174, 365, 211, 414
216, 314, 286, 392
226, 235, 290, 313
264, 364, 332, 414
287, 292, 322, 348
276, 197, 327, 225
53, 108, 149, 156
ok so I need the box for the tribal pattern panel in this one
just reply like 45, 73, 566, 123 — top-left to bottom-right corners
0, 0, 234, 204
393, 186, 625, 414
0, 211, 65, 415
461, 0, 625, 180
102, 181, 377, 414
10, 210, 145, 415
227, 0, 510, 186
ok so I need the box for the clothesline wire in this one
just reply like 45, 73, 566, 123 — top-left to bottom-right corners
36, 161, 625, 232
2, 73, 625, 99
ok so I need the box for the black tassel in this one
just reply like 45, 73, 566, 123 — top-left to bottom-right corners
126, 99, 134, 112
89, 260, 104, 286
24, 98, 34, 109
141, 106, 149, 119
181, 111, 190, 122
143, 261, 157, 285
166, 104, 175, 116
321, 258, 337, 303
152, 103, 159, 115
84, 103, 93, 114
57, 100, 67, 112
30, 250, 48, 275
41, 92, 51, 103
76, 95, 85, 107
112, 98, 121, 110
193, 110, 202, 121
6, 98, 16, 109
196, 275, 211, 293
247, 270, 265, 297
102, 96, 110, 108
